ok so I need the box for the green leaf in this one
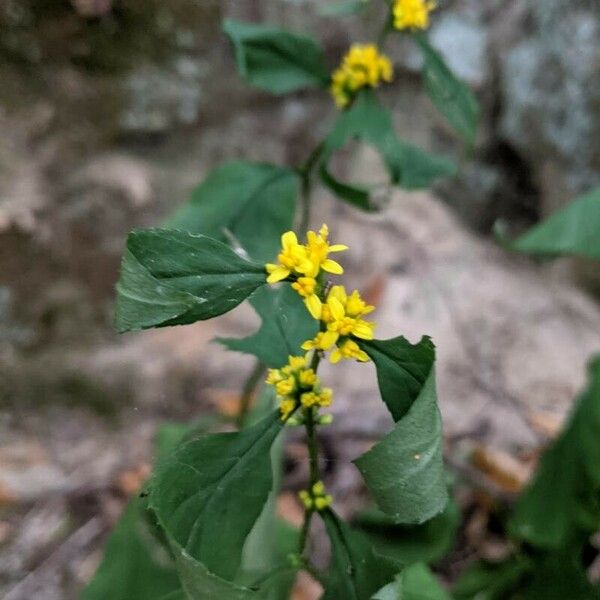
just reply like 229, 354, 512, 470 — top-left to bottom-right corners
320, 90, 455, 209
415, 34, 479, 144
353, 499, 459, 565
510, 355, 600, 548
81, 497, 182, 600
217, 285, 318, 368
318, 0, 369, 16
358, 335, 435, 421
452, 556, 531, 600
223, 19, 329, 94
354, 337, 448, 524
321, 510, 401, 600
115, 229, 266, 332
372, 563, 451, 600
520, 550, 600, 600
149, 411, 284, 582
166, 162, 298, 263
453, 550, 600, 600
394, 142, 457, 191
506, 188, 600, 260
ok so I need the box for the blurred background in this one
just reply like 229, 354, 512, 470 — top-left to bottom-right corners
1, 0, 600, 598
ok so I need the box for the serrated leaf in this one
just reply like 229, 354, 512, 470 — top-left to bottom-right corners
166, 162, 298, 263
355, 336, 447, 524
372, 563, 451, 600
320, 90, 455, 209
223, 19, 329, 94
217, 285, 318, 368
353, 499, 459, 566
115, 229, 266, 332
81, 497, 182, 600
509, 356, 600, 548
318, 0, 369, 16
415, 34, 479, 144
321, 510, 401, 600
149, 411, 283, 582
506, 188, 600, 260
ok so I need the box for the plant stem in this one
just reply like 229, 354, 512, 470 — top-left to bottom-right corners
298, 352, 322, 556
297, 141, 324, 234
236, 359, 266, 429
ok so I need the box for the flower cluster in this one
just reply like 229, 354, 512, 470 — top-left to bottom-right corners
266, 225, 347, 318
299, 481, 333, 512
302, 285, 374, 363
330, 43, 393, 108
393, 0, 436, 31
267, 355, 333, 420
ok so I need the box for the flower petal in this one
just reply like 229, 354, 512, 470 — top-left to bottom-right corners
330, 349, 342, 364
266, 267, 290, 283
281, 231, 298, 249
322, 259, 344, 275
305, 295, 323, 320
328, 244, 349, 253
320, 330, 339, 350
328, 297, 346, 321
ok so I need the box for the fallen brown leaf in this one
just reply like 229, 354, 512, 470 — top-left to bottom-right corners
471, 445, 532, 493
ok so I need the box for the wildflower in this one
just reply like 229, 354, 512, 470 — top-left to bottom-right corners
279, 398, 296, 421
330, 338, 370, 364
291, 276, 322, 320
267, 355, 333, 419
300, 387, 333, 409
298, 481, 333, 511
393, 0, 436, 31
265, 225, 347, 317
304, 224, 347, 277
266, 231, 313, 284
330, 44, 393, 108
302, 285, 375, 363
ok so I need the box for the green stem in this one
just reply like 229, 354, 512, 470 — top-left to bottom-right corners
297, 352, 322, 556
236, 359, 266, 429
297, 141, 324, 234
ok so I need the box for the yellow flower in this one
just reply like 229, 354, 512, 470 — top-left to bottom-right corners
291, 276, 323, 320
299, 368, 317, 387
330, 338, 370, 364
301, 285, 375, 362
265, 225, 347, 317
276, 376, 296, 397
330, 44, 394, 108
267, 355, 332, 419
305, 224, 348, 278
266, 231, 314, 283
300, 387, 333, 409
393, 0, 436, 31
323, 286, 376, 344
279, 398, 296, 420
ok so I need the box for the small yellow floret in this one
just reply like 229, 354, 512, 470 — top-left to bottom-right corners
267, 355, 333, 419
393, 0, 436, 31
330, 339, 370, 364
279, 398, 296, 420
301, 285, 375, 363
298, 481, 333, 511
330, 44, 394, 108
265, 225, 347, 317
276, 376, 296, 397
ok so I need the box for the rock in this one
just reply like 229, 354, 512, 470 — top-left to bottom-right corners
311, 173, 600, 450
498, 0, 600, 214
